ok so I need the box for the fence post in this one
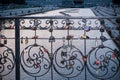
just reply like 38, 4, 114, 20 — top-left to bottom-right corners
0, 75, 2, 80
15, 18, 20, 80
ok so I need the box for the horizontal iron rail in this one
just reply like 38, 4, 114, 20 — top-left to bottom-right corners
3, 28, 120, 30
0, 16, 120, 19
1, 37, 118, 40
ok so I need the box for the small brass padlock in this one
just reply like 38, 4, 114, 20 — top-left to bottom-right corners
4, 37, 7, 44
25, 37, 28, 44
81, 34, 89, 39
21, 37, 23, 44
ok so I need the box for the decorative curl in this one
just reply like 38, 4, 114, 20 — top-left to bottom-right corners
20, 44, 51, 77
87, 46, 120, 79
0, 46, 15, 76
53, 45, 84, 78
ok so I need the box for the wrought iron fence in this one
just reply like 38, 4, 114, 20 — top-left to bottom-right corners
0, 16, 120, 80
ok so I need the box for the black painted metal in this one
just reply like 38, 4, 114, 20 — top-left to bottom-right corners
0, 46, 15, 76
15, 19, 20, 80
0, 16, 120, 80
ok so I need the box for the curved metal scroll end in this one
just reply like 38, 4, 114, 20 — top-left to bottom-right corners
98, 45, 105, 48
33, 43, 38, 46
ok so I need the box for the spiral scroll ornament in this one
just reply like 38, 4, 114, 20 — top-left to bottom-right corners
87, 46, 120, 79
53, 45, 84, 78
21, 44, 51, 77
0, 46, 15, 76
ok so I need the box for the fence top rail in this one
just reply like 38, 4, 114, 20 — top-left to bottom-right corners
0, 16, 120, 19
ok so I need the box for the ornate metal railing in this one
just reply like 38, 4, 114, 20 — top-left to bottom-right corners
0, 16, 120, 80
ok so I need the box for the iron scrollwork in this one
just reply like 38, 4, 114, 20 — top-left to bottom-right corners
20, 19, 42, 29
46, 19, 58, 29
21, 44, 51, 77
1, 16, 120, 80
61, 19, 74, 29
0, 46, 15, 76
53, 45, 84, 78
0, 19, 15, 29
87, 45, 120, 79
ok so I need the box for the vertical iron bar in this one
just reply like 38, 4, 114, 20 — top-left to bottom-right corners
67, 26, 70, 45
35, 30, 37, 44
101, 32, 103, 45
15, 18, 20, 80
51, 42, 53, 80
84, 30, 86, 57
118, 23, 120, 37
51, 32, 53, 80
68, 77, 70, 80
35, 77, 37, 80
84, 30, 87, 80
